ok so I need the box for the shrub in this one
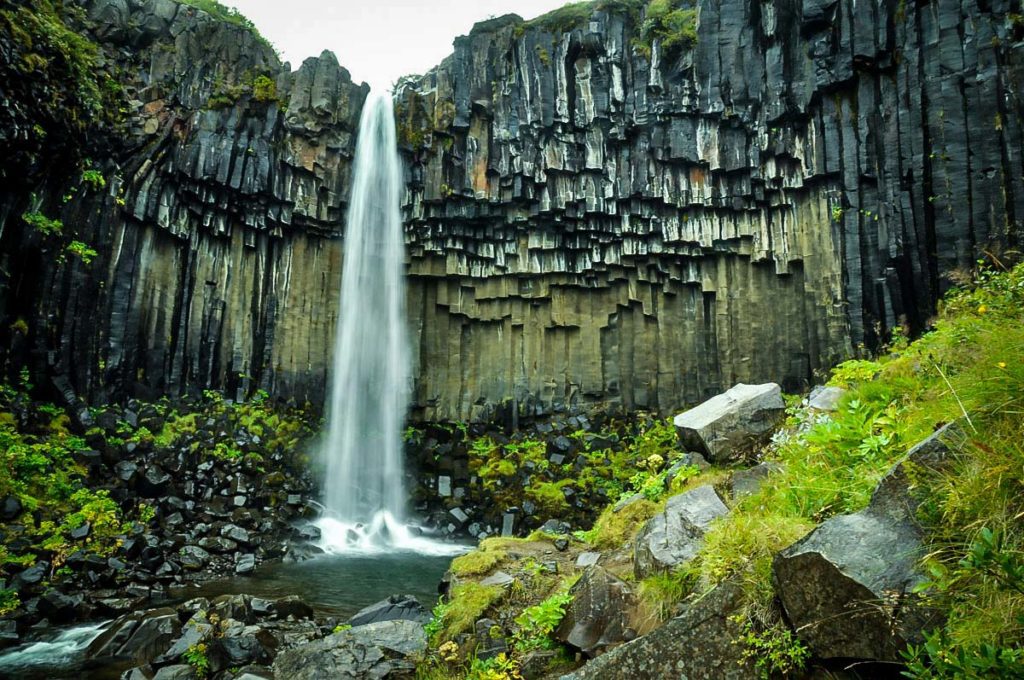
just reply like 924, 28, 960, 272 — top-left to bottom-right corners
22, 211, 63, 236
66, 240, 98, 264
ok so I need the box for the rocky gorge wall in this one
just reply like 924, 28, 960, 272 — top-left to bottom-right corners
1, 0, 1022, 421
0, 0, 365, 407
397, 0, 1024, 420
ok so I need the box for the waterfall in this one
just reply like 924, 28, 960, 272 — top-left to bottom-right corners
316, 92, 458, 555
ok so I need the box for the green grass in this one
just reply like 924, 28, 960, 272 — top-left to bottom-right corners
450, 543, 507, 577
177, 0, 276, 53
680, 262, 1024, 672
430, 582, 505, 643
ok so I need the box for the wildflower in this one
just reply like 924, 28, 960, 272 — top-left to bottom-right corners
978, 304, 988, 313
998, 361, 1007, 369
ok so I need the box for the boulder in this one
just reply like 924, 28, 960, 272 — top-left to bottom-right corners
560, 583, 756, 679
555, 566, 636, 658
634, 485, 728, 579
807, 385, 846, 412
152, 664, 197, 679
772, 424, 965, 661
347, 594, 430, 627
730, 462, 782, 499
673, 383, 785, 463
272, 620, 426, 679
87, 607, 181, 664
37, 589, 84, 623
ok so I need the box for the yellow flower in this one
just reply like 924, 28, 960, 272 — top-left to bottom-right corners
998, 362, 1007, 369
978, 304, 988, 313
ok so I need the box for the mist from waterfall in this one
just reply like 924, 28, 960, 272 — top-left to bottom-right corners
315, 91, 458, 555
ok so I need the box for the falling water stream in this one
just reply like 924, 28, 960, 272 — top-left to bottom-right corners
314, 92, 461, 555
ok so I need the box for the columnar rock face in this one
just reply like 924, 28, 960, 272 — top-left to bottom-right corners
397, 0, 1024, 420
0, 0, 366, 406
1, 0, 1022, 419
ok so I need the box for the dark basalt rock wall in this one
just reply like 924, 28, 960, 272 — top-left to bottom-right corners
0, 0, 366, 406
397, 0, 1024, 420
1, 0, 1022, 419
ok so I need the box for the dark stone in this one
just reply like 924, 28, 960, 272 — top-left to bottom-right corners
283, 542, 324, 563
473, 617, 508, 661
87, 607, 181, 665
1, 496, 22, 520
555, 566, 636, 658
235, 554, 256, 574
348, 594, 430, 627
561, 583, 755, 679
274, 595, 314, 620
37, 589, 84, 623
272, 620, 426, 679
137, 465, 172, 497
634, 485, 728, 579
773, 424, 965, 662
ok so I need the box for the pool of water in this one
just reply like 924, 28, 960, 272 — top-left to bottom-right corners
0, 550, 460, 679
169, 549, 458, 619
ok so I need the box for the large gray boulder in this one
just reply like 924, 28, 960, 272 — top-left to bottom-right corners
555, 566, 636, 658
272, 619, 425, 679
773, 423, 965, 661
560, 583, 756, 680
673, 383, 786, 463
347, 594, 429, 627
634, 485, 729, 579
86, 607, 182, 665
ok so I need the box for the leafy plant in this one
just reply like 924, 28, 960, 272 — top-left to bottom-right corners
22, 211, 63, 236
733, 618, 810, 678
183, 643, 210, 679
514, 590, 573, 651
66, 240, 98, 264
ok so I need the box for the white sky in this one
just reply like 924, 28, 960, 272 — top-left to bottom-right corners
228, 0, 575, 91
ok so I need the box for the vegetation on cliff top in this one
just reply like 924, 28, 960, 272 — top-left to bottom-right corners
176, 0, 277, 54
0, 0, 125, 186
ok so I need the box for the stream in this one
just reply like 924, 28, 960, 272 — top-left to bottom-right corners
0, 551, 456, 679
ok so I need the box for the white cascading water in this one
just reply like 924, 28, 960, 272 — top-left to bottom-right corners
315, 92, 459, 555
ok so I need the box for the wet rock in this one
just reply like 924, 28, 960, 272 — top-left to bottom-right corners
272, 620, 426, 679
634, 485, 728, 579
348, 594, 430, 627
178, 546, 210, 570
274, 596, 314, 620
561, 583, 755, 679
555, 566, 636, 658
137, 465, 172, 497
283, 543, 324, 563
222, 525, 251, 544
155, 617, 213, 664
211, 634, 274, 667
87, 607, 181, 665
575, 552, 601, 569
198, 537, 238, 553
0, 620, 19, 649
772, 424, 966, 661
1, 495, 22, 520
235, 554, 256, 574
673, 383, 786, 463
152, 665, 196, 680
13, 562, 48, 589
38, 589, 84, 623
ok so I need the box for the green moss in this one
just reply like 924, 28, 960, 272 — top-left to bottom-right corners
576, 497, 660, 549
66, 240, 98, 265
252, 74, 277, 102
450, 544, 507, 577
435, 582, 504, 643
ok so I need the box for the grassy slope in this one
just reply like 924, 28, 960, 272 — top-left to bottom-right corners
418, 262, 1024, 679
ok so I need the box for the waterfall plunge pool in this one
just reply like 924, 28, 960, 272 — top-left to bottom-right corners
0, 549, 462, 680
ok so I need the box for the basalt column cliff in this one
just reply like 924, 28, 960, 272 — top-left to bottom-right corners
0, 0, 1022, 420
397, 0, 1024, 420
